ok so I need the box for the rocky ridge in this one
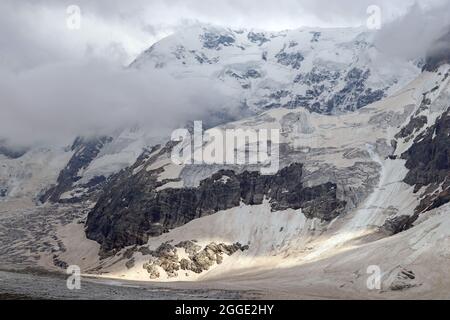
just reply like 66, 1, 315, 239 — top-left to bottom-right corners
140, 241, 248, 279
86, 159, 346, 251
40, 136, 112, 203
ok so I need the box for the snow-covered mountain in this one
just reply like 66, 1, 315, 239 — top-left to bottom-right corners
0, 25, 423, 206
81, 63, 450, 283
131, 25, 420, 114
1, 25, 450, 299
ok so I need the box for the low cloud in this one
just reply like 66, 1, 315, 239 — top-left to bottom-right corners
1, 0, 449, 147
0, 61, 231, 147
374, 1, 450, 60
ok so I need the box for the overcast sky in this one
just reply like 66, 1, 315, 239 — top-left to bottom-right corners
0, 0, 449, 146
2, 0, 448, 67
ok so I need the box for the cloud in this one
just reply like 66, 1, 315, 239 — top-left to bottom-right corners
1, 0, 446, 69
1, 0, 447, 67
374, 1, 450, 60
0, 0, 449, 147
0, 61, 231, 147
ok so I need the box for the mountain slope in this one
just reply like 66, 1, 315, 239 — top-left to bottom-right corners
131, 25, 420, 114
77, 64, 450, 296
1, 26, 449, 299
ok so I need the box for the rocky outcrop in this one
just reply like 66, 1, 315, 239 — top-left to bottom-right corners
275, 48, 304, 69
247, 32, 270, 46
86, 161, 346, 251
288, 68, 386, 113
415, 181, 450, 214
141, 241, 248, 279
40, 136, 112, 203
389, 268, 419, 291
175, 240, 201, 256
143, 262, 160, 279
200, 31, 235, 50
394, 115, 427, 141
381, 215, 418, 235
324, 68, 385, 113
402, 108, 449, 190
401, 107, 450, 214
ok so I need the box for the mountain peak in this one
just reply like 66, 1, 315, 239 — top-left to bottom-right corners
130, 25, 419, 115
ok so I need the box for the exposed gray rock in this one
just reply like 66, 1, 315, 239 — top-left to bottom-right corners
142, 262, 160, 279
381, 215, 417, 235
182, 242, 248, 274
125, 258, 135, 269
52, 255, 68, 269
175, 240, 201, 257
123, 246, 136, 259
138, 246, 152, 256
225, 68, 261, 81
389, 268, 419, 291
40, 136, 112, 203
275, 48, 304, 69
310, 31, 321, 42
200, 31, 235, 50
394, 115, 427, 141
324, 68, 385, 113
402, 107, 450, 214
192, 51, 219, 64
179, 258, 195, 271
86, 162, 346, 251
142, 241, 248, 278
289, 67, 386, 113
247, 32, 270, 46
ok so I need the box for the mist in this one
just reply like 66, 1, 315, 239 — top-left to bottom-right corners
374, 1, 450, 61
0, 61, 230, 147
1, 0, 449, 148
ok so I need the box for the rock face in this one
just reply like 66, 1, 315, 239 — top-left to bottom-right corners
381, 215, 417, 235
275, 48, 304, 69
86, 161, 346, 251
40, 136, 112, 203
323, 68, 386, 113
394, 115, 428, 142
141, 241, 248, 279
402, 107, 450, 213
289, 65, 388, 113
200, 31, 236, 50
